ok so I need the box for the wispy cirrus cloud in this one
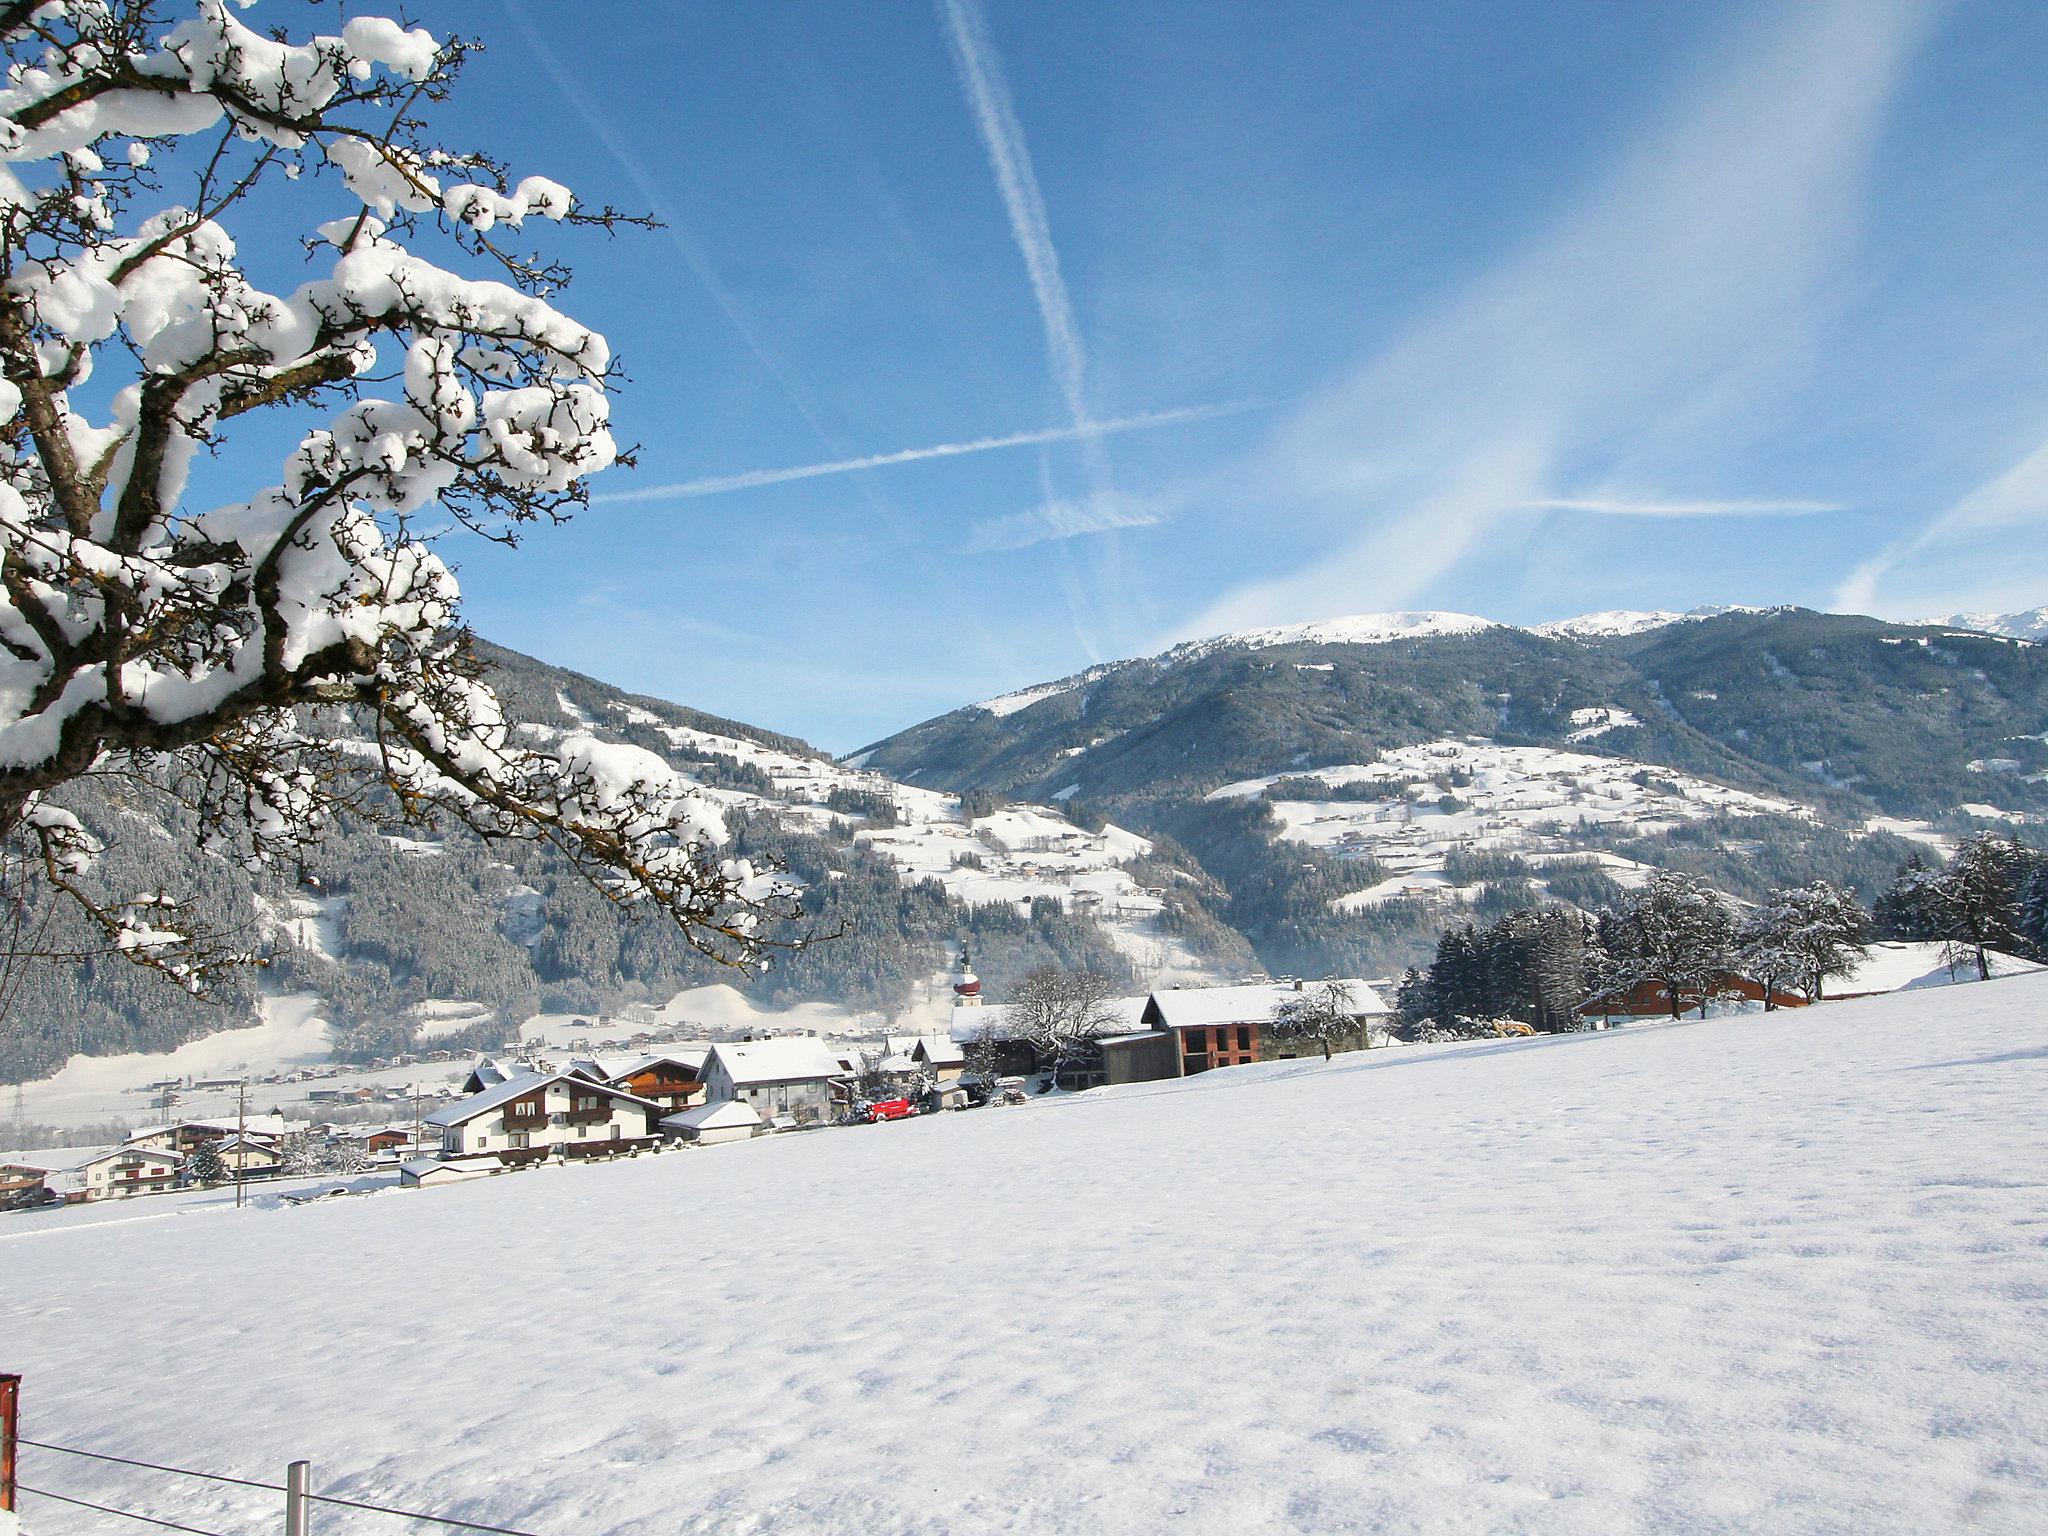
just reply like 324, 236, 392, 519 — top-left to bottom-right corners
960, 491, 1167, 555
1179, 0, 1933, 642
1525, 495, 1841, 518
594, 403, 1259, 505
1836, 437, 2048, 616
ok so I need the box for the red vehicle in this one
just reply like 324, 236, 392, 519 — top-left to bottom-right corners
865, 1098, 915, 1123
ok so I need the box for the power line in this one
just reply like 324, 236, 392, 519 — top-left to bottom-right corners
17, 1483, 231, 1536
20, 1436, 282, 1491
306, 1490, 546, 1535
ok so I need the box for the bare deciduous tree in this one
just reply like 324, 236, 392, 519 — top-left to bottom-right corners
1269, 978, 1360, 1061
1008, 965, 1118, 1083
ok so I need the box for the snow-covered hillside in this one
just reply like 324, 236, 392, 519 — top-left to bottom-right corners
6, 977, 2044, 1533
1209, 738, 1812, 908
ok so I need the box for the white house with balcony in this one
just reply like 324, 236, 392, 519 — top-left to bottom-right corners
423, 1070, 665, 1167
702, 1038, 846, 1125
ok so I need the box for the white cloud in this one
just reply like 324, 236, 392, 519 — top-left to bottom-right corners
961, 491, 1166, 554
1178, 0, 1932, 642
1835, 437, 2048, 616
1526, 496, 1839, 518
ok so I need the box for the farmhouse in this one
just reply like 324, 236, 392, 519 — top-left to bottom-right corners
1579, 972, 1814, 1021
77, 1145, 183, 1199
907, 1035, 966, 1082
425, 1070, 665, 1166
702, 1038, 845, 1125
1141, 979, 1389, 1075
574, 1049, 711, 1112
1, 1160, 51, 1210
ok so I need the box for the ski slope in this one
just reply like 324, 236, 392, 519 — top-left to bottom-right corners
5, 977, 2045, 1534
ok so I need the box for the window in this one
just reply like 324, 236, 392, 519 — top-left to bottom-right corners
1237, 1026, 1252, 1051
476, 1136, 488, 1149
509, 1132, 528, 1149
576, 1125, 586, 1138
609, 1125, 622, 1141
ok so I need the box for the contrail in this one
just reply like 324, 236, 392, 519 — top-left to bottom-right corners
938, 0, 1091, 442
595, 403, 1260, 504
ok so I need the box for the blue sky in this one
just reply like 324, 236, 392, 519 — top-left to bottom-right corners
367, 0, 2048, 749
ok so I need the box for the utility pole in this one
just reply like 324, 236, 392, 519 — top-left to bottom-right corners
412, 1081, 423, 1160
235, 1079, 248, 1209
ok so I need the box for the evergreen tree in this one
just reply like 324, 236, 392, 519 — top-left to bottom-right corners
187, 1139, 228, 1186
1924, 834, 2032, 980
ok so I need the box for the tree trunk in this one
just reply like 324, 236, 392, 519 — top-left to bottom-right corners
1321, 1038, 1331, 1061
1976, 943, 1990, 982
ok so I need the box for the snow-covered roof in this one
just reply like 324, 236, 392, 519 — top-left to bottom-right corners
401, 1155, 503, 1180
662, 1099, 763, 1133
950, 994, 1154, 1043
910, 1034, 965, 1066
1830, 942, 2043, 997
425, 1071, 661, 1128
707, 1037, 845, 1086
1145, 980, 1390, 1028
465, 1057, 523, 1090
79, 1145, 182, 1169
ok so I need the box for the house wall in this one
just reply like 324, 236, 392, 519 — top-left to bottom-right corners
705, 1062, 835, 1124
1101, 1035, 1179, 1086
444, 1082, 658, 1160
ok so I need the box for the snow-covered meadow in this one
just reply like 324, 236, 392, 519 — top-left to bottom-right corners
6, 977, 2045, 1534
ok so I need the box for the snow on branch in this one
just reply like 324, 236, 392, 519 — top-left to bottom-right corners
0, 1, 795, 988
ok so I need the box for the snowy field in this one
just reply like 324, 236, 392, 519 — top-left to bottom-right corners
5, 977, 2045, 1534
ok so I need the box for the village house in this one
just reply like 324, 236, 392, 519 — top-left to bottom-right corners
425, 1069, 666, 1166
124, 1115, 291, 1159
1, 1160, 51, 1211
210, 1132, 284, 1180
1579, 972, 1814, 1021
702, 1038, 845, 1125
571, 1049, 711, 1112
77, 1145, 183, 1199
1141, 979, 1389, 1075
907, 1035, 966, 1083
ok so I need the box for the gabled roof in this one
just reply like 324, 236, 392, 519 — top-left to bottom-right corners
425, 1071, 662, 1128
610, 1048, 711, 1080
950, 996, 1151, 1043
1144, 980, 1389, 1028
707, 1037, 845, 1086
661, 1099, 763, 1133
81, 1145, 182, 1169
463, 1056, 524, 1092
909, 1034, 965, 1067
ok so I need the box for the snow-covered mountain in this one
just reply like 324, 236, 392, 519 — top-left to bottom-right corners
1916, 606, 2048, 643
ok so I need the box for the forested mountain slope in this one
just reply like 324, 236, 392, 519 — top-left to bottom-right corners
1, 646, 1204, 1084
854, 608, 2047, 979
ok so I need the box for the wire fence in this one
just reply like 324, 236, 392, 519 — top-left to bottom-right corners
14, 1433, 548, 1536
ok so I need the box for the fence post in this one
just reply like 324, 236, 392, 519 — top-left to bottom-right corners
285, 1458, 311, 1535
0, 1373, 18, 1515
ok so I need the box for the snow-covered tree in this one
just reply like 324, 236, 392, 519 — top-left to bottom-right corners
185, 1135, 226, 1184
1743, 881, 1868, 1003
1928, 834, 2033, 980
1600, 871, 1735, 1020
0, 2, 799, 995
275, 1127, 316, 1176
1270, 978, 1361, 1060
1008, 965, 1118, 1082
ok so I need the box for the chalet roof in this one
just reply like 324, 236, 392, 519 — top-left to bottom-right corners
910, 1034, 966, 1067
463, 1056, 523, 1092
425, 1071, 661, 1128
706, 1037, 844, 1086
611, 1048, 711, 1080
1144, 980, 1389, 1029
662, 1099, 763, 1133
80, 1145, 182, 1169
